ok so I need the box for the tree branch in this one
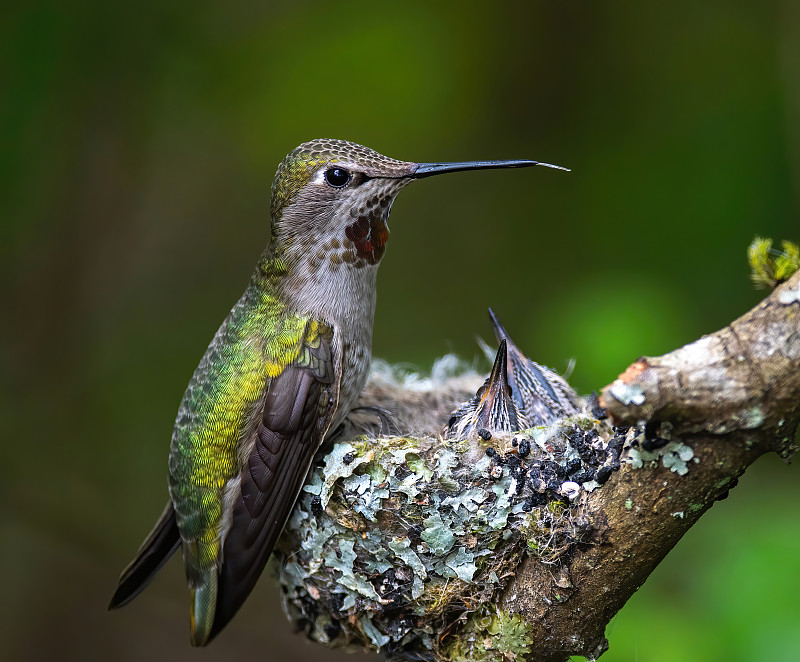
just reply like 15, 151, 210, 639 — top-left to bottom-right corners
602, 271, 800, 442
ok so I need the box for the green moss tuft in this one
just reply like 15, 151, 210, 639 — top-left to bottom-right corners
444, 609, 533, 661
748, 236, 800, 290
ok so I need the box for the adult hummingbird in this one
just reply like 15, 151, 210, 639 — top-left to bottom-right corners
108, 139, 566, 645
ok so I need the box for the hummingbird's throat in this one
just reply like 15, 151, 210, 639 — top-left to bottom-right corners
343, 195, 391, 265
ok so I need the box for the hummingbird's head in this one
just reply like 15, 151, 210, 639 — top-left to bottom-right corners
270, 139, 416, 269
269, 139, 565, 274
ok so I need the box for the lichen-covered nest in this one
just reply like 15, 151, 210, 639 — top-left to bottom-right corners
275, 413, 630, 661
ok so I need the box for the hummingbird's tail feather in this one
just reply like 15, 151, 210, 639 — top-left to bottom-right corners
190, 574, 218, 646
108, 501, 181, 609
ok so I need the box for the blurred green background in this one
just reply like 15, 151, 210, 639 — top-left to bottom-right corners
3, 1, 798, 660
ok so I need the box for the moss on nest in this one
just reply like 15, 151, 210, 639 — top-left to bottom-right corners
444, 609, 533, 661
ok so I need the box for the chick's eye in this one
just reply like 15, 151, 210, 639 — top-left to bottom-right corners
324, 167, 351, 188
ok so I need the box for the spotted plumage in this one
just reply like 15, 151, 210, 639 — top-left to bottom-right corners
109, 139, 561, 646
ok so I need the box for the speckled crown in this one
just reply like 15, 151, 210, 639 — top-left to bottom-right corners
292, 139, 412, 173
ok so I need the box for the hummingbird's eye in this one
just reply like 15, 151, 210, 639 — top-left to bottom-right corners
324, 167, 351, 188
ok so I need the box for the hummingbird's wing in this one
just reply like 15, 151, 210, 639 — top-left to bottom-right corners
202, 321, 338, 644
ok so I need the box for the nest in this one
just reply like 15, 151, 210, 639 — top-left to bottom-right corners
275, 412, 628, 660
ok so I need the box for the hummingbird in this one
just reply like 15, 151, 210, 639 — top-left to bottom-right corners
445, 340, 527, 440
108, 139, 566, 645
485, 308, 582, 425
447, 310, 582, 440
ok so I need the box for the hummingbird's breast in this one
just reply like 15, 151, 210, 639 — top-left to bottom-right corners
327, 275, 378, 429
334, 334, 372, 430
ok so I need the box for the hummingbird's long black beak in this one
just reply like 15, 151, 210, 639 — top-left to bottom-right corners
484, 339, 511, 405
412, 159, 569, 178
